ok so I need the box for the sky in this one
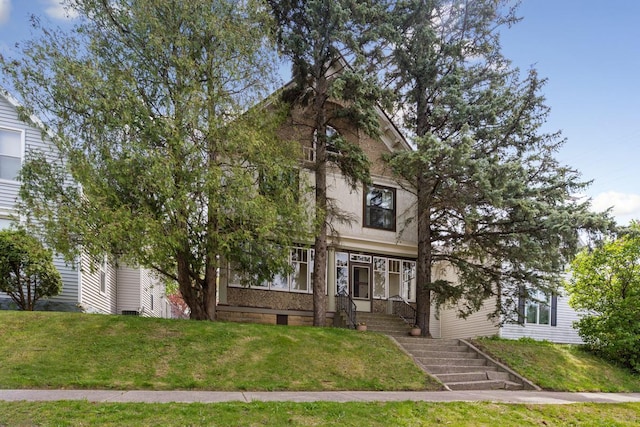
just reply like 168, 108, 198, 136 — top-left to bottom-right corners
0, 0, 638, 225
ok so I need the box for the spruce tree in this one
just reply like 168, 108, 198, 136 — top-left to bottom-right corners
267, 0, 389, 325
385, 0, 611, 335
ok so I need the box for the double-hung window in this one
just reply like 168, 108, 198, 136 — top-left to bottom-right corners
519, 287, 557, 326
364, 185, 396, 231
526, 289, 550, 325
0, 128, 23, 181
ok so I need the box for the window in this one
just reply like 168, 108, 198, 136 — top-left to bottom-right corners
228, 247, 316, 294
402, 261, 417, 302
336, 252, 349, 295
364, 185, 396, 231
309, 126, 340, 162
519, 287, 557, 326
0, 128, 23, 181
0, 217, 12, 230
99, 257, 107, 294
373, 257, 387, 299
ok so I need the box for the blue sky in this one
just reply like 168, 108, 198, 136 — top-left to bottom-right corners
1, 0, 638, 225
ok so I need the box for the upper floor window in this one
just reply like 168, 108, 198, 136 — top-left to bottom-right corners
364, 185, 396, 231
0, 128, 23, 181
307, 126, 340, 162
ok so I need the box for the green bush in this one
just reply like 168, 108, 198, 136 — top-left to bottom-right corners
0, 229, 62, 310
574, 298, 640, 373
567, 222, 640, 373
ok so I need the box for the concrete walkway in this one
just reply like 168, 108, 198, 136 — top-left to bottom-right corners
1, 390, 640, 405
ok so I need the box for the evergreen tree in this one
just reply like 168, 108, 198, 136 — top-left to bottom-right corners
266, 0, 389, 325
384, 0, 611, 335
1, 0, 310, 320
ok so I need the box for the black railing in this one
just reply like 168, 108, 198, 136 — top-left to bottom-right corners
389, 295, 417, 326
336, 290, 357, 329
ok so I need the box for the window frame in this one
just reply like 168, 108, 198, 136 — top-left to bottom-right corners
99, 257, 108, 295
363, 184, 397, 232
519, 287, 557, 326
0, 126, 25, 183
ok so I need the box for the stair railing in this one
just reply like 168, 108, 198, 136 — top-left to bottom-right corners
389, 294, 417, 326
336, 289, 357, 329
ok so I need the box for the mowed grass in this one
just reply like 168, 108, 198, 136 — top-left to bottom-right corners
0, 311, 437, 391
1, 401, 640, 426
473, 337, 640, 392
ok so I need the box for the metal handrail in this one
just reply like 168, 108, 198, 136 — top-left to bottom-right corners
389, 294, 417, 326
336, 290, 357, 329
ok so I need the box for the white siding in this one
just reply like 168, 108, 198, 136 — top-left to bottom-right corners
139, 268, 166, 317
50, 257, 81, 304
0, 94, 81, 307
439, 297, 500, 339
116, 265, 142, 314
500, 292, 583, 344
79, 253, 118, 313
117, 265, 168, 318
430, 263, 499, 339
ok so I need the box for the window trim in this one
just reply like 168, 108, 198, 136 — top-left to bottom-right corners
0, 126, 25, 184
363, 184, 397, 232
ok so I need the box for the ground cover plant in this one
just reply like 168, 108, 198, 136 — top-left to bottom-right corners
1, 401, 639, 426
473, 337, 640, 392
0, 311, 436, 391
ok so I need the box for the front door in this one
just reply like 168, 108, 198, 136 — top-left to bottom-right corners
351, 263, 371, 312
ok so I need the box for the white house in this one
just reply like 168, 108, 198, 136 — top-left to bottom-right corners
0, 90, 170, 318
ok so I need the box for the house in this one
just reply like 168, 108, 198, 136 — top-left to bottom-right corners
216, 84, 584, 344
0, 90, 171, 318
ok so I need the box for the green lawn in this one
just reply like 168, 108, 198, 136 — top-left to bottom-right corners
0, 311, 437, 391
1, 401, 639, 426
473, 337, 640, 392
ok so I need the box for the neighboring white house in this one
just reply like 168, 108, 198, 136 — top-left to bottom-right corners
0, 90, 170, 318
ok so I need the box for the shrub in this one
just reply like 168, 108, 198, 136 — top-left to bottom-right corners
567, 222, 640, 373
0, 229, 62, 310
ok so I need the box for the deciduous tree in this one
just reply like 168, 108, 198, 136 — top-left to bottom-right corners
1, 0, 310, 320
0, 229, 62, 310
567, 222, 640, 373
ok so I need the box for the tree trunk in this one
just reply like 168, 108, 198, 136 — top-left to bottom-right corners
176, 251, 215, 321
415, 83, 433, 337
416, 173, 432, 337
312, 73, 329, 327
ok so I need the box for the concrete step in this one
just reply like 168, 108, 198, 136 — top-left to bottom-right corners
394, 337, 462, 346
446, 380, 524, 391
408, 349, 472, 359
413, 350, 479, 360
435, 371, 510, 383
416, 357, 487, 367
422, 365, 499, 374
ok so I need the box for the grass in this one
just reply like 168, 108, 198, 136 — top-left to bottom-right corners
0, 311, 437, 391
1, 401, 639, 426
473, 337, 640, 392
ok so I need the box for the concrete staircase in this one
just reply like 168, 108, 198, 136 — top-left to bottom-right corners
357, 313, 529, 391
